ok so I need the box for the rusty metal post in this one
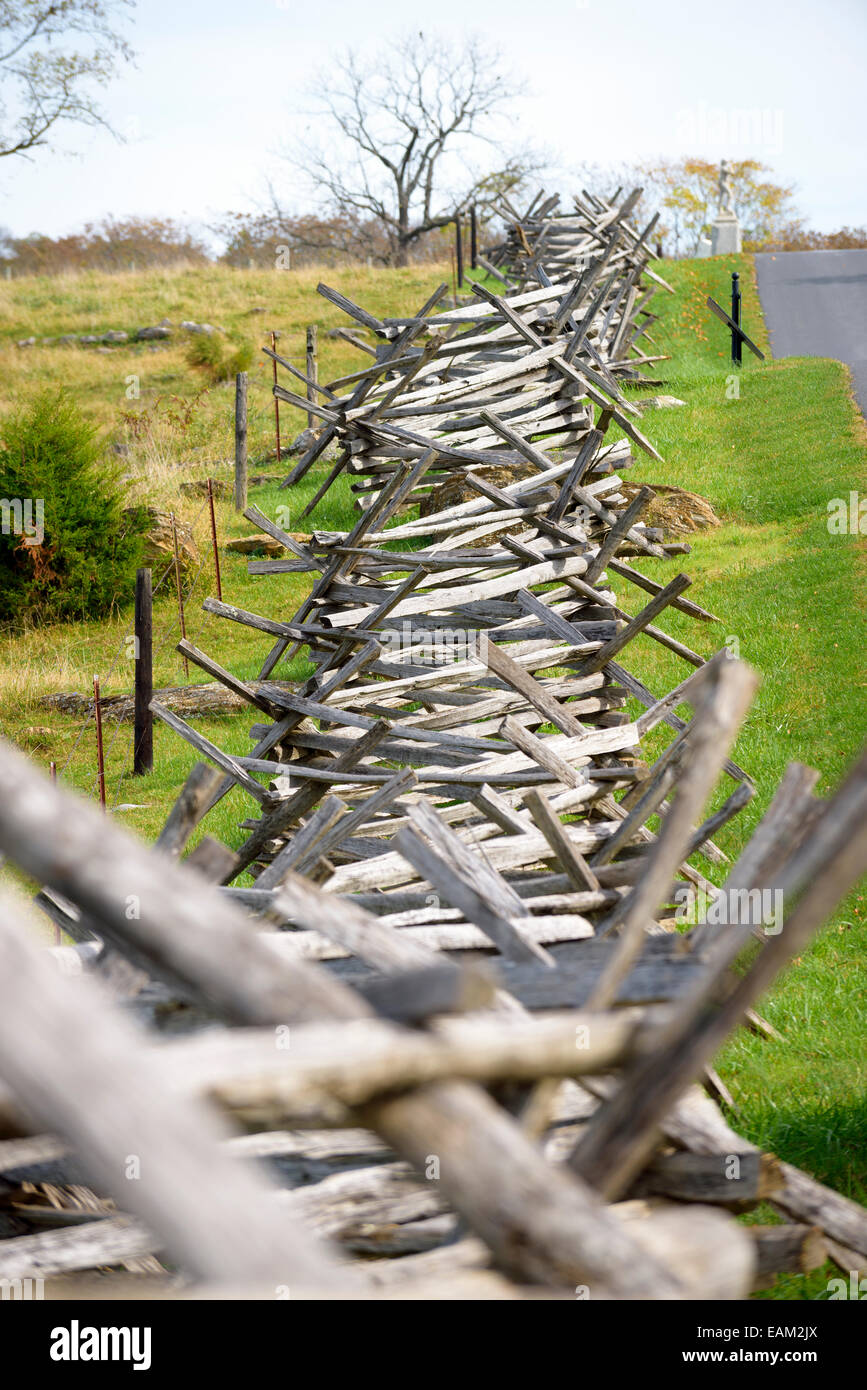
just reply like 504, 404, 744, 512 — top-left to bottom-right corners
207, 478, 223, 603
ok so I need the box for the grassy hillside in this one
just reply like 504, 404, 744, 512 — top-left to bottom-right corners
0, 261, 450, 844
626, 255, 867, 1298
0, 261, 449, 453
1, 252, 866, 1298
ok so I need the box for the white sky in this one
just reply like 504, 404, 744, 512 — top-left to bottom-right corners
2, 0, 865, 242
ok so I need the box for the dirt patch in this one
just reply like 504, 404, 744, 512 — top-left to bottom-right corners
620, 482, 722, 537
418, 462, 538, 518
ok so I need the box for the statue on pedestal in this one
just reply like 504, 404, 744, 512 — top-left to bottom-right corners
710, 158, 742, 255
718, 159, 736, 217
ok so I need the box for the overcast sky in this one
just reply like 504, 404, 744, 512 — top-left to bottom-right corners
2, 0, 865, 242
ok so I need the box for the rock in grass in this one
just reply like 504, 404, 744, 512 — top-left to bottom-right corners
247, 474, 285, 488
224, 533, 285, 557
289, 427, 318, 456
285, 427, 340, 462
635, 395, 687, 412
41, 683, 263, 721
123, 506, 199, 576
179, 478, 232, 499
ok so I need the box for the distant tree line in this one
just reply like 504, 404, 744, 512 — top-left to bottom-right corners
212, 209, 459, 270
3, 192, 862, 280
0, 209, 469, 277
0, 216, 211, 276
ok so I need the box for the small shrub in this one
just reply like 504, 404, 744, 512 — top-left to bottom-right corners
0, 390, 147, 626
185, 332, 253, 385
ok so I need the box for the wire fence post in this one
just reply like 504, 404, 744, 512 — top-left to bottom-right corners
470, 205, 478, 271
269, 332, 281, 466
455, 215, 464, 289
133, 566, 153, 775
234, 370, 248, 511
306, 324, 318, 431
93, 675, 106, 810
206, 478, 223, 602
170, 512, 189, 677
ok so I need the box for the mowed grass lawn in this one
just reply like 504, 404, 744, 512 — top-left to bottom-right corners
1, 252, 865, 1298
625, 254, 867, 1297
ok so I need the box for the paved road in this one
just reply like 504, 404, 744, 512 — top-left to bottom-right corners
754, 249, 867, 414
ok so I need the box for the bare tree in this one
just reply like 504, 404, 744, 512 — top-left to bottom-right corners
287, 32, 539, 267
0, 1, 134, 160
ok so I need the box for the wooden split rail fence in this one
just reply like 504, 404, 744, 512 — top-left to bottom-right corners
1, 189, 866, 1299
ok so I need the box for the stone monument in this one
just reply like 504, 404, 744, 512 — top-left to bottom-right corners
710, 159, 742, 255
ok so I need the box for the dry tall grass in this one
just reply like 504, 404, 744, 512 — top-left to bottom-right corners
1, 259, 451, 513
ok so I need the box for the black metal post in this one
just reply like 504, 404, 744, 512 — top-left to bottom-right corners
133, 567, 153, 775
470, 206, 478, 271
731, 272, 742, 367
455, 215, 464, 289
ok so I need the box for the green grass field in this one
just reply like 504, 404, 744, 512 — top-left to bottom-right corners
627, 255, 867, 1298
1, 253, 865, 1298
